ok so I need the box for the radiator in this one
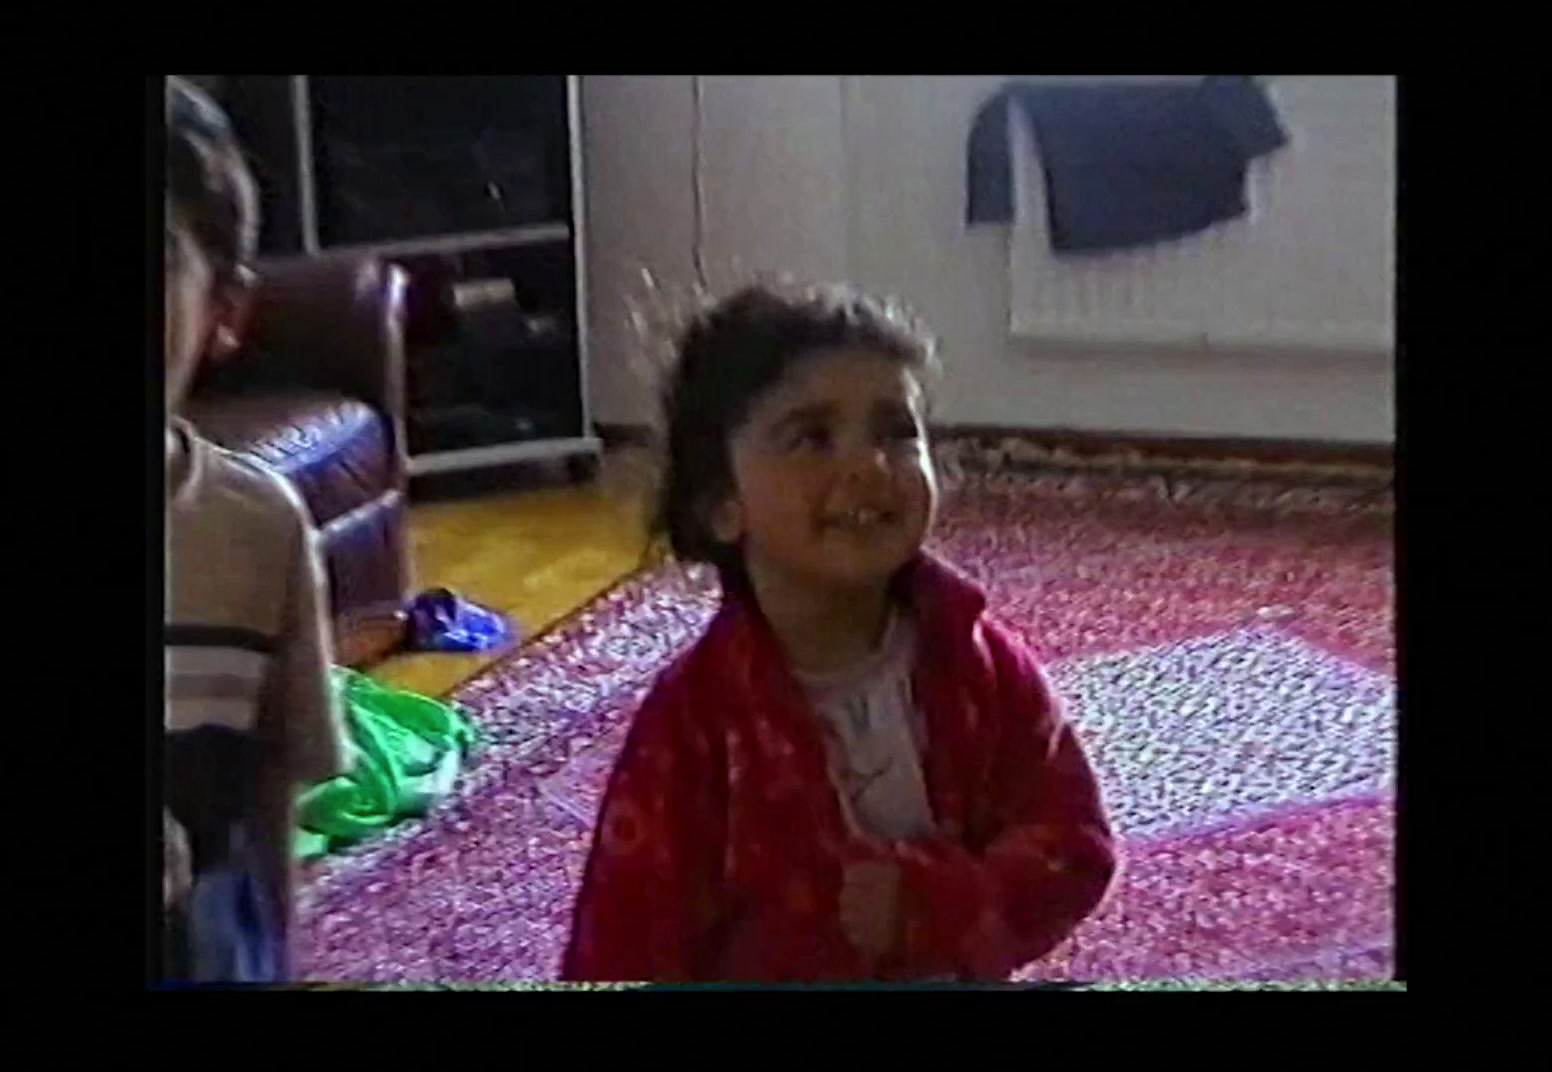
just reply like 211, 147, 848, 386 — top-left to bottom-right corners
1007, 76, 1395, 352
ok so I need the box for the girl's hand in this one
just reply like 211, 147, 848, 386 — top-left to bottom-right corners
840, 860, 902, 960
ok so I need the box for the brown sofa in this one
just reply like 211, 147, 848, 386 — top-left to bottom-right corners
184, 256, 414, 666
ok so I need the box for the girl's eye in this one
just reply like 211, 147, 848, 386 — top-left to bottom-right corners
872, 410, 921, 447
788, 425, 838, 453
786, 425, 832, 452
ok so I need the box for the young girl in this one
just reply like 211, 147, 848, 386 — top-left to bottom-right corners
562, 284, 1116, 982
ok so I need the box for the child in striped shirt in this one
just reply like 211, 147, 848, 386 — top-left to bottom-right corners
162, 76, 347, 984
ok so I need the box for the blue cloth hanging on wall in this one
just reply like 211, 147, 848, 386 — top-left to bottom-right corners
966, 76, 1288, 254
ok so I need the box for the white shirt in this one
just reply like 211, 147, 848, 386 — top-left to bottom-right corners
795, 613, 936, 844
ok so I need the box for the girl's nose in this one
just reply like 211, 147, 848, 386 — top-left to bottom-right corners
838, 441, 892, 483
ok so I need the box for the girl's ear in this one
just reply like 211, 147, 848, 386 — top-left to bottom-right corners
707, 493, 745, 546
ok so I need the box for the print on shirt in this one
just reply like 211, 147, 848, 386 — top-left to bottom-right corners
812, 646, 936, 845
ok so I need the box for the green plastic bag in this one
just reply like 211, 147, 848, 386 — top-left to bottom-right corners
294, 668, 480, 860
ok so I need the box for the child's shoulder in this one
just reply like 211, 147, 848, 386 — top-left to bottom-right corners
636, 612, 748, 712
209, 440, 311, 525
644, 629, 720, 701
180, 428, 315, 545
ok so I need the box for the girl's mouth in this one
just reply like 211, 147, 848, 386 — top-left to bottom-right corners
821, 507, 900, 534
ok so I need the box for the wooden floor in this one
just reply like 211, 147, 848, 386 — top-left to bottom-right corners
369, 453, 653, 698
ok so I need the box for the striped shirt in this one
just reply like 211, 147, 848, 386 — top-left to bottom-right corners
164, 419, 347, 982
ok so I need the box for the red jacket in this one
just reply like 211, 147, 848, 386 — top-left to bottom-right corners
562, 555, 1116, 983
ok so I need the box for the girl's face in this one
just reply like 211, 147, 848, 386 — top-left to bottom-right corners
718, 348, 936, 594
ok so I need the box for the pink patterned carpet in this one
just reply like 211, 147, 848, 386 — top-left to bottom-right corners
296, 465, 1396, 983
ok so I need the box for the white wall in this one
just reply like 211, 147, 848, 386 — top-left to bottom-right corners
580, 75, 1394, 443
579, 75, 696, 428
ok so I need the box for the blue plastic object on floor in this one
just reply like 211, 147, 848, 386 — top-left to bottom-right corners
405, 588, 518, 654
